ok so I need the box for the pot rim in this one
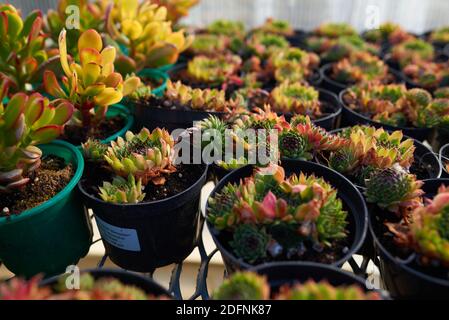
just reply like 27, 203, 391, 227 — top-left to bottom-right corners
0, 140, 84, 226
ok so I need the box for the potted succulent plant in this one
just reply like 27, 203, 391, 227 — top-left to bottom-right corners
105, 0, 192, 76
320, 51, 400, 94
0, 5, 54, 94
0, 269, 171, 300
187, 34, 231, 57
206, 162, 367, 273
370, 179, 449, 298
0, 85, 91, 277
424, 26, 449, 49
43, 29, 140, 148
245, 32, 290, 60
131, 80, 245, 131
340, 83, 443, 141
212, 263, 383, 300
363, 22, 415, 49
386, 38, 435, 70
250, 18, 307, 48
321, 126, 441, 189
170, 54, 243, 94
269, 82, 341, 130
401, 59, 449, 92
78, 127, 207, 271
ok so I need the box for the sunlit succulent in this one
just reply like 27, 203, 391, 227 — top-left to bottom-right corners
102, 128, 176, 185
187, 54, 242, 84
429, 26, 449, 44
213, 272, 270, 300
206, 19, 245, 38
270, 82, 322, 118
106, 0, 192, 74
434, 87, 449, 99
313, 22, 356, 38
416, 98, 449, 129
0, 89, 74, 192
246, 32, 289, 59
331, 51, 389, 84
157, 80, 244, 112
268, 47, 320, 83
386, 185, 449, 266
365, 164, 424, 216
279, 116, 345, 160
189, 34, 229, 55
363, 22, 414, 45
99, 175, 145, 204
0, 5, 49, 92
327, 126, 415, 182
275, 280, 381, 300
208, 164, 348, 260
343, 83, 440, 128
153, 0, 199, 24
322, 35, 379, 62
44, 29, 140, 128
391, 39, 435, 67
45, 0, 107, 54
402, 60, 449, 91
255, 18, 294, 36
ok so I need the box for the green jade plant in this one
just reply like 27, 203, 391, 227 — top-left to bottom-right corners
0, 84, 74, 193
43, 28, 140, 130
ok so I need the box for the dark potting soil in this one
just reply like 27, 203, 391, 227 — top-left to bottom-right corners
82, 161, 205, 203
0, 156, 74, 216
371, 206, 449, 281
61, 116, 126, 145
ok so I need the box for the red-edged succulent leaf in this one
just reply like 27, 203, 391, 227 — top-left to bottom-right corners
22, 57, 38, 77
30, 125, 63, 144
78, 29, 103, 53
52, 99, 74, 125
24, 93, 44, 126
103, 72, 123, 88
79, 48, 102, 66
19, 9, 41, 39
0, 168, 23, 183
31, 104, 55, 129
43, 70, 67, 98
4, 93, 26, 129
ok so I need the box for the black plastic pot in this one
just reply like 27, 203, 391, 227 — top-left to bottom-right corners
133, 102, 224, 133
286, 30, 308, 48
445, 44, 449, 57
40, 268, 171, 298
326, 128, 441, 259
439, 143, 449, 178
78, 164, 207, 272
206, 159, 368, 274
339, 89, 435, 142
371, 178, 449, 299
320, 63, 403, 96
250, 262, 380, 296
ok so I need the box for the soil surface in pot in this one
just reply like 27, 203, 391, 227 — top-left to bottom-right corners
371, 206, 449, 281
134, 96, 218, 112
61, 116, 126, 146
82, 161, 205, 202
0, 156, 74, 216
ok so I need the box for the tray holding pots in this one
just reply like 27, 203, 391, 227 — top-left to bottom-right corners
206, 159, 368, 274
339, 89, 436, 142
77, 164, 208, 272
439, 143, 449, 178
370, 178, 449, 299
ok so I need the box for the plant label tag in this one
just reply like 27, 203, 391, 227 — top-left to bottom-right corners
95, 216, 141, 252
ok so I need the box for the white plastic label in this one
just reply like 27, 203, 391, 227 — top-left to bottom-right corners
95, 216, 141, 252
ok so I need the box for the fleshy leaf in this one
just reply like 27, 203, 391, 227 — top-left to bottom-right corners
146, 43, 179, 68
43, 70, 67, 98
78, 29, 102, 53
30, 125, 63, 144
94, 88, 123, 106
4, 93, 26, 129
52, 100, 74, 125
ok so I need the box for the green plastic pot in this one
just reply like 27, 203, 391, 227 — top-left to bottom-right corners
136, 69, 169, 97
0, 140, 92, 278
75, 103, 134, 151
